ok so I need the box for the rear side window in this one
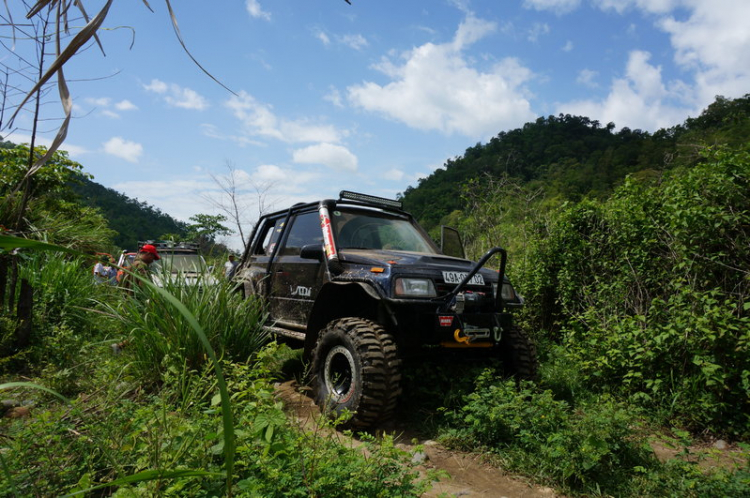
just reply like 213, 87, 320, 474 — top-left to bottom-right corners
253, 217, 285, 255
280, 212, 322, 256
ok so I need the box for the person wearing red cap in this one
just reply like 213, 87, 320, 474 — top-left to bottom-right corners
120, 244, 160, 292
113, 244, 162, 353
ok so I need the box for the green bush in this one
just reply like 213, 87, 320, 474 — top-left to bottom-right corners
517, 147, 750, 435
107, 277, 269, 385
440, 369, 750, 496
441, 370, 652, 494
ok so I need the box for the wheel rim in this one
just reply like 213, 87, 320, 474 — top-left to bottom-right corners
324, 345, 356, 403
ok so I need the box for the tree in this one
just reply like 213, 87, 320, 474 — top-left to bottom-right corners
202, 161, 278, 252
187, 213, 232, 253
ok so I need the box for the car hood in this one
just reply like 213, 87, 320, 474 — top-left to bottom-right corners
339, 249, 498, 280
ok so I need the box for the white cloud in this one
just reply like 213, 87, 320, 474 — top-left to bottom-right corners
315, 29, 331, 46
246, 0, 271, 20
200, 123, 264, 147
347, 14, 535, 138
561, 0, 750, 130
452, 15, 496, 50
576, 69, 599, 88
5, 133, 89, 158
558, 51, 690, 130
593, 0, 678, 15
143, 80, 168, 93
253, 164, 288, 183
658, 0, 750, 103
250, 164, 319, 195
225, 91, 343, 143
523, 0, 581, 15
86, 97, 110, 107
115, 100, 137, 111
324, 87, 344, 108
340, 34, 369, 51
292, 143, 358, 171
562, 40, 574, 52
143, 79, 209, 110
103, 137, 143, 163
527, 22, 550, 42
384, 168, 405, 181
83, 97, 137, 118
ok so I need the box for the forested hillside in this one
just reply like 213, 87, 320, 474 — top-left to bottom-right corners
402, 94, 750, 230
70, 178, 188, 250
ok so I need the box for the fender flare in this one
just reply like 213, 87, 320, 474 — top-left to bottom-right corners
303, 281, 393, 357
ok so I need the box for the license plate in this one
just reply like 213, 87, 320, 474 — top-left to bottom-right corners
442, 271, 484, 285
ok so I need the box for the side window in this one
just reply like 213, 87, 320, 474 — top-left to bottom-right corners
253, 218, 285, 255
280, 212, 322, 256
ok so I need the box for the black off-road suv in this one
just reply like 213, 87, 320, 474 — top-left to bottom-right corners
238, 191, 537, 428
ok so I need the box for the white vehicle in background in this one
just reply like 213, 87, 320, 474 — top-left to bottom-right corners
140, 241, 218, 288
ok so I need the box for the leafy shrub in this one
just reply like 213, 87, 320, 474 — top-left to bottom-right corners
518, 147, 750, 435
441, 370, 652, 494
568, 287, 750, 435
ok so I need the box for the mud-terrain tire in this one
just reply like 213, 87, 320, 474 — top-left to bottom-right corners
500, 325, 538, 381
311, 318, 401, 429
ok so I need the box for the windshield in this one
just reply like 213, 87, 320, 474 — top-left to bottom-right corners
332, 209, 439, 254
153, 253, 207, 273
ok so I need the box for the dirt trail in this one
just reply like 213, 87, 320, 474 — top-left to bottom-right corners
275, 380, 559, 498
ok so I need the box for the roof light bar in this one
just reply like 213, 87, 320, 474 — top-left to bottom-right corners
339, 190, 403, 209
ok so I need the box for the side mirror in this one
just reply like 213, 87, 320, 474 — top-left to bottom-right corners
440, 226, 465, 259
300, 244, 325, 261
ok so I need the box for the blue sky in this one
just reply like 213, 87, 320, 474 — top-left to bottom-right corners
4, 0, 750, 250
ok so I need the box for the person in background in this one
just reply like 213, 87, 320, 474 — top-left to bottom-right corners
106, 257, 118, 285
224, 254, 239, 280
93, 256, 109, 284
113, 244, 160, 354
120, 244, 160, 292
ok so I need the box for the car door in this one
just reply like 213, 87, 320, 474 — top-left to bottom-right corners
269, 210, 325, 325
240, 216, 285, 299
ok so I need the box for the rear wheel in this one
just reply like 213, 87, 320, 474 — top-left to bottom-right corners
500, 325, 538, 380
311, 318, 401, 429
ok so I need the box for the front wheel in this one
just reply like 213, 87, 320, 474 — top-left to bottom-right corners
311, 318, 401, 429
500, 325, 539, 381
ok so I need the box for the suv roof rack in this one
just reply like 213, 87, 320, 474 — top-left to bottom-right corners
138, 240, 200, 252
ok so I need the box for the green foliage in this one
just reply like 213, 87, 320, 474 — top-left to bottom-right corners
0, 252, 113, 381
0, 145, 88, 199
0, 144, 116, 251
106, 276, 269, 385
438, 370, 749, 496
187, 213, 232, 254
441, 371, 652, 494
17, 253, 97, 332
519, 147, 750, 435
0, 346, 431, 497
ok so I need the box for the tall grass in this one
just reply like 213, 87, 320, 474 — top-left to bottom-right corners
1, 237, 264, 495
105, 275, 269, 384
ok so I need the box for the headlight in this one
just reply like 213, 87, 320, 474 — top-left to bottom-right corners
494, 282, 523, 304
394, 278, 437, 297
